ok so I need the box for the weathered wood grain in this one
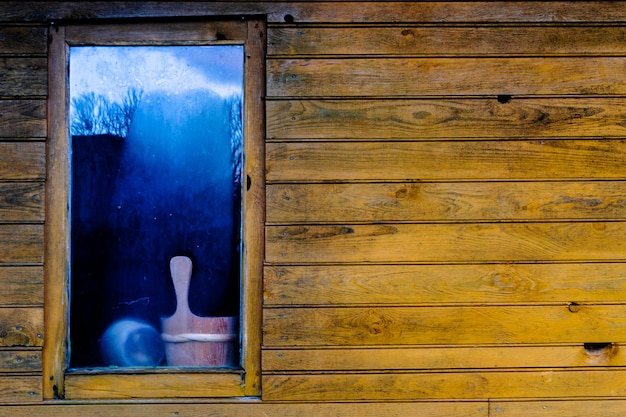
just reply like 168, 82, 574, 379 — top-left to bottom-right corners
268, 57, 626, 97
0, 26, 47, 55
4, 2, 626, 24
44, 19, 269, 400
0, 183, 44, 223
267, 99, 626, 140
0, 225, 43, 264
491, 400, 626, 417
266, 140, 626, 182
0, 401, 488, 417
65, 372, 245, 399
263, 305, 626, 346
0, 266, 43, 306
0, 58, 46, 97
0, 307, 43, 347
0, 142, 45, 180
42, 25, 68, 401
0, 375, 41, 404
267, 222, 626, 264
264, 263, 626, 306
267, 182, 626, 223
268, 26, 626, 57
0, 349, 41, 372
263, 344, 626, 371
66, 21, 248, 44
239, 18, 267, 396
263, 369, 626, 401
0, 100, 46, 137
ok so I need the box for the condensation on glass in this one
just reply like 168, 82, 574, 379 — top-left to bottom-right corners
68, 46, 244, 369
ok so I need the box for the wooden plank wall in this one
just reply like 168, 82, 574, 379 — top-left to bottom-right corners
262, 12, 626, 403
2, 1, 626, 415
0, 23, 47, 404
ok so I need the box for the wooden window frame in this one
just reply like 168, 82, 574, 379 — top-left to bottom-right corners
44, 18, 265, 400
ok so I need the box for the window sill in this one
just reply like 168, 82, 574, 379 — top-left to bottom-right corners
64, 371, 245, 399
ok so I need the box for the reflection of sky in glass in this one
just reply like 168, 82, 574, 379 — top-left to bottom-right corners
70, 46, 243, 100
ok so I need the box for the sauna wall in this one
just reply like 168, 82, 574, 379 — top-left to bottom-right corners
262, 20, 626, 402
4, 2, 626, 415
0, 23, 47, 403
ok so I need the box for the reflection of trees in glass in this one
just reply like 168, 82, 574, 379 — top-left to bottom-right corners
71, 88, 143, 138
227, 94, 243, 192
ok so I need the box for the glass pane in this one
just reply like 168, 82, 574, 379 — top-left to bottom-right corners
68, 45, 244, 369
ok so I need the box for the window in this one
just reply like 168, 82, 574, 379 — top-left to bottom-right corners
44, 19, 265, 399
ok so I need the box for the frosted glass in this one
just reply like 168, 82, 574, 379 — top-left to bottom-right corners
68, 46, 243, 369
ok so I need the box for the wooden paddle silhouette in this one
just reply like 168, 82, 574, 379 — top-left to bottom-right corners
161, 256, 237, 366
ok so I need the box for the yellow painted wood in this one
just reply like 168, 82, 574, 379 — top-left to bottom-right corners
65, 372, 245, 399
0, 26, 47, 55
263, 344, 626, 371
267, 140, 626, 182
4, 0, 626, 410
0, 100, 46, 138
267, 182, 626, 223
0, 183, 44, 223
45, 18, 267, 400
6, 2, 626, 24
0, 225, 43, 264
239, 18, 267, 396
267, 98, 626, 140
0, 58, 47, 96
263, 369, 626, 401
0, 142, 45, 181
267, 222, 626, 264
491, 400, 626, 416
272, 2, 626, 24
268, 26, 626, 56
65, 21, 248, 44
266, 139, 626, 182
43, 24, 69, 400
264, 263, 626, 306
0, 401, 487, 417
0, 307, 43, 347
263, 305, 626, 346
0, 266, 43, 306
0, 349, 41, 372
268, 57, 626, 97
0, 375, 41, 404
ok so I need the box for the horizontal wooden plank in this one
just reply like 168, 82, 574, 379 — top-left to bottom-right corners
267, 222, 626, 264
0, 142, 45, 180
0, 307, 43, 347
0, 349, 41, 372
267, 57, 626, 97
66, 21, 248, 44
0, 225, 43, 264
491, 400, 626, 417
267, 181, 626, 223
0, 100, 46, 137
263, 305, 626, 346
0, 401, 487, 417
0, 57, 47, 97
0, 266, 43, 306
65, 372, 245, 399
263, 369, 626, 401
0, 26, 46, 55
0, 183, 44, 223
263, 344, 626, 371
5, 2, 626, 24
268, 26, 626, 57
266, 140, 626, 182
264, 263, 626, 306
0, 375, 41, 404
267, 98, 626, 140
